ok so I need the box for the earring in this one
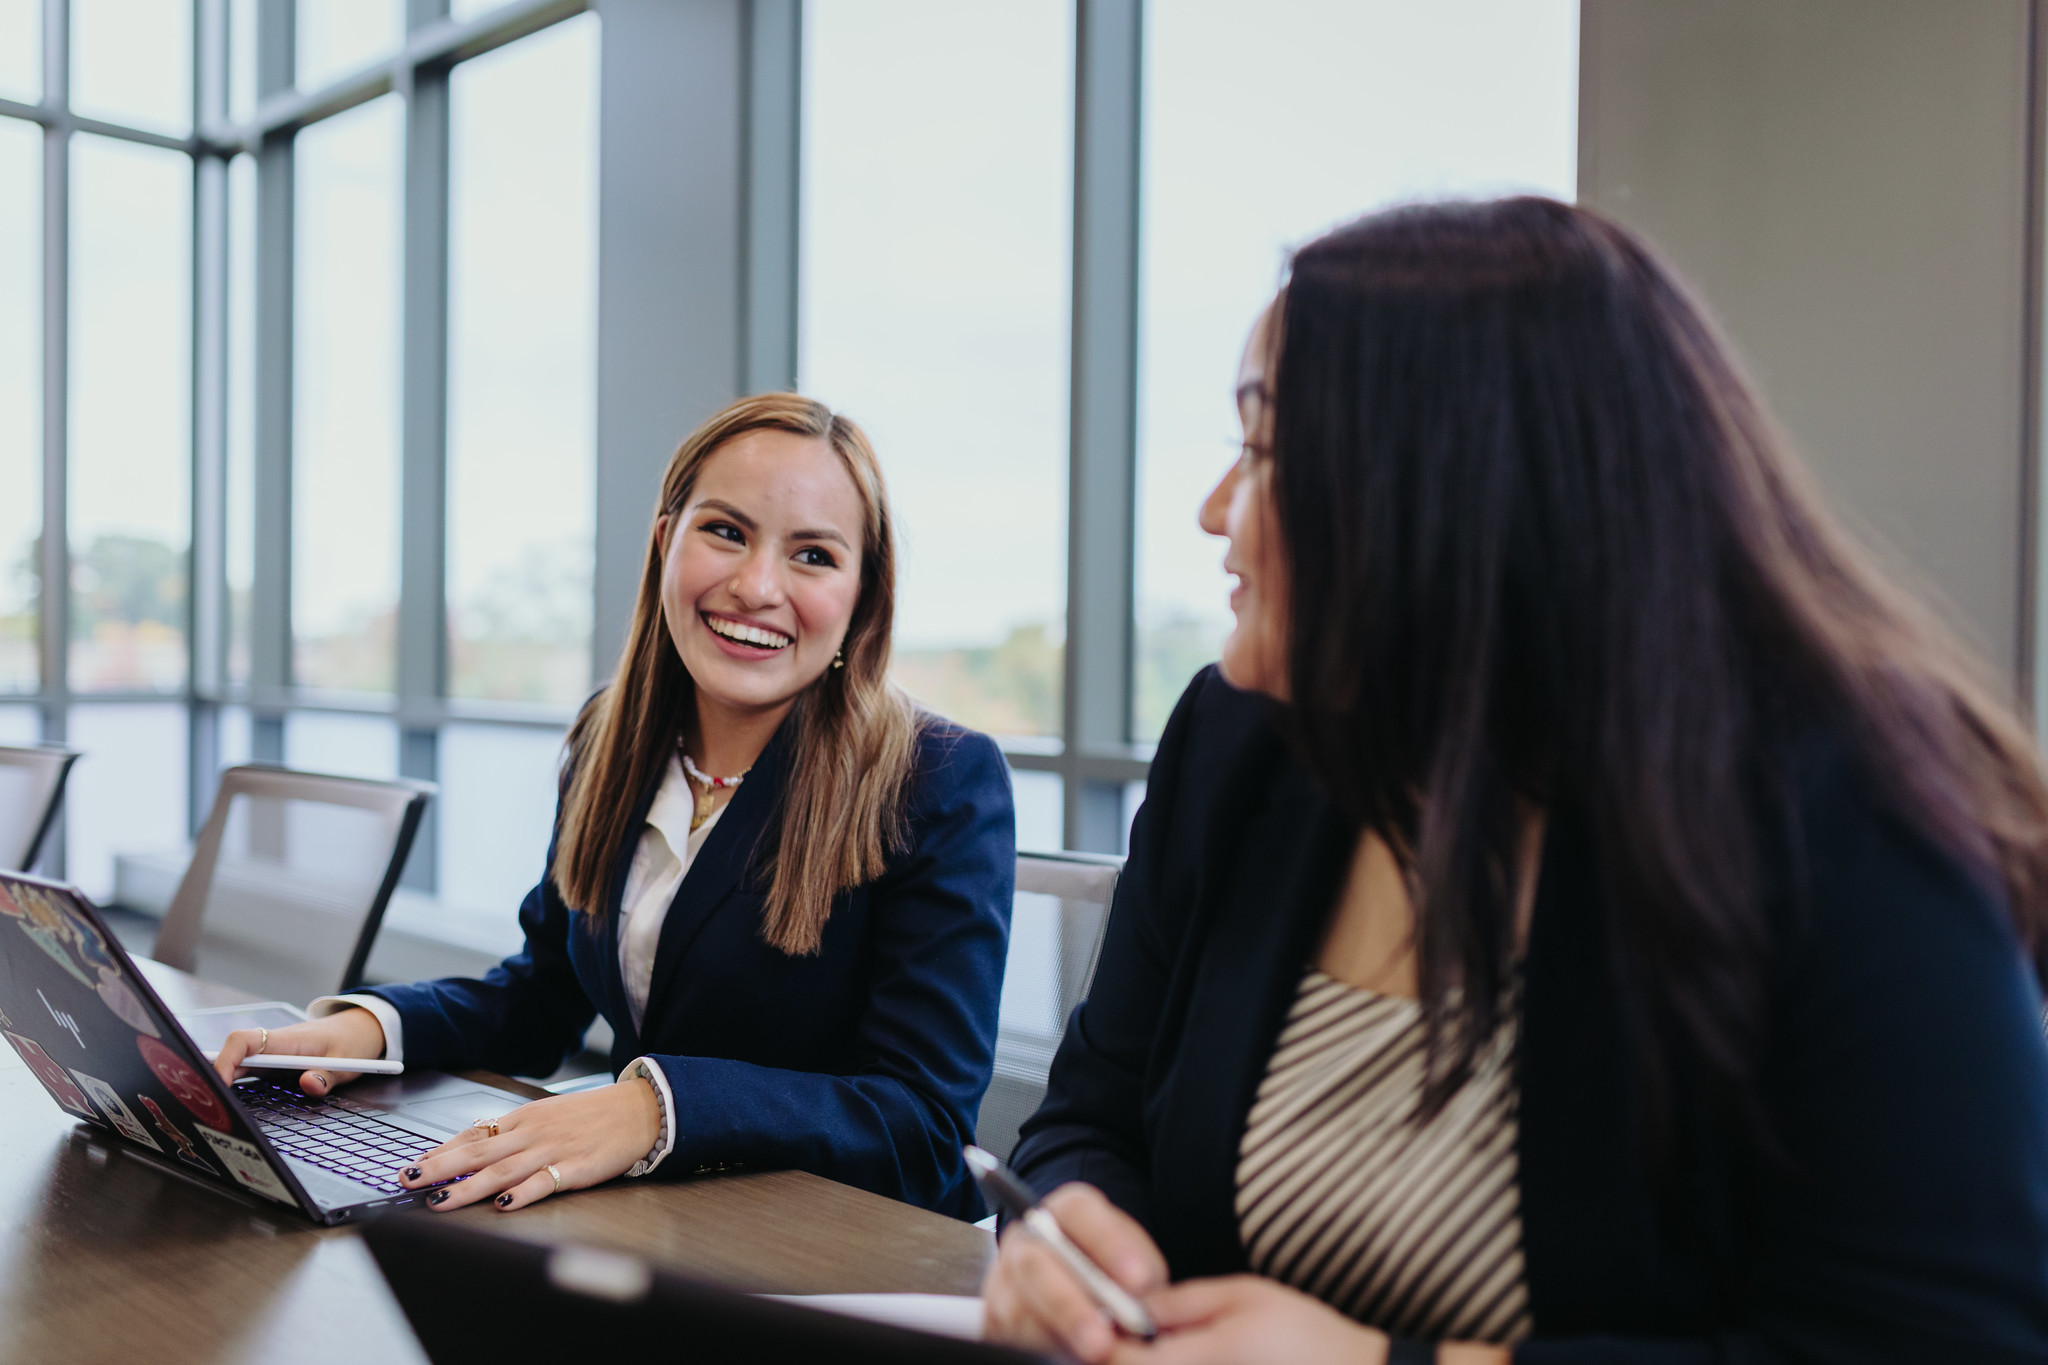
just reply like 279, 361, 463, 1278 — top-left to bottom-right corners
831, 649, 845, 670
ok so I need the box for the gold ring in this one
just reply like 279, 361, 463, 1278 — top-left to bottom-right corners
255, 1027, 268, 1055
472, 1118, 500, 1138
546, 1163, 561, 1194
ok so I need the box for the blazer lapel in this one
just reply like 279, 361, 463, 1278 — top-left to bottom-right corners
1154, 753, 1353, 1277
636, 718, 793, 1028
591, 767, 663, 1058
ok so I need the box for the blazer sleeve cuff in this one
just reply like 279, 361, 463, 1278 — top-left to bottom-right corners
620, 1056, 677, 1177
309, 993, 403, 1064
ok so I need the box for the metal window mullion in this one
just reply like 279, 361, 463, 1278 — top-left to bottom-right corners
38, 0, 68, 759
1062, 0, 1143, 853
36, 0, 68, 877
190, 0, 231, 829
0, 100, 212, 160
741, 0, 801, 396
397, 0, 452, 893
219, 0, 585, 154
249, 0, 294, 764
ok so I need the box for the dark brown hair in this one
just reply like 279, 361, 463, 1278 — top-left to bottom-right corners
1271, 196, 2048, 1133
553, 393, 921, 955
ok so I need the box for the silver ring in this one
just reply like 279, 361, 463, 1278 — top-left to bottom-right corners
545, 1163, 561, 1194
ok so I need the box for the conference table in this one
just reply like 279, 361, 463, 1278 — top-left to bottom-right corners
0, 959, 996, 1364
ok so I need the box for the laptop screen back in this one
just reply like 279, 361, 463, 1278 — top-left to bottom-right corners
0, 870, 309, 1213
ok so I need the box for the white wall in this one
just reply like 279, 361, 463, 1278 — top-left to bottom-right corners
1579, 0, 2039, 696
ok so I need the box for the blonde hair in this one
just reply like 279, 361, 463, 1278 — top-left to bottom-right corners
553, 393, 922, 955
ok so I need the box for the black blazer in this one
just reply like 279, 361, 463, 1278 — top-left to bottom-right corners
1012, 666, 2048, 1361
370, 714, 1016, 1220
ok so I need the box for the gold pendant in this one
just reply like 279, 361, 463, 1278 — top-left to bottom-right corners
690, 787, 713, 832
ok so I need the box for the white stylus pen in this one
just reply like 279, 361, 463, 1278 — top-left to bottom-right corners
965, 1144, 1159, 1339
207, 1051, 405, 1075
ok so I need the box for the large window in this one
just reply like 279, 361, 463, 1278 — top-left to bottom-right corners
801, 0, 1073, 742
1133, 0, 1580, 738
293, 96, 403, 694
8, 0, 1585, 907
295, 1, 404, 93
69, 134, 190, 694
0, 0, 36, 102
0, 117, 36, 692
446, 15, 598, 706
69, 0, 190, 136
3, 2, 610, 909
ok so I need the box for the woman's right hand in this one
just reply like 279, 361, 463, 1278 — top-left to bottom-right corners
209, 1007, 388, 1097
981, 1182, 1170, 1363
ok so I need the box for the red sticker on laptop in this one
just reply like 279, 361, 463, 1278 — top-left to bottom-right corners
5, 1029, 98, 1120
136, 1034, 232, 1132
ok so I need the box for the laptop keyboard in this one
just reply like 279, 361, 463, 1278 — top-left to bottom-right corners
237, 1081, 444, 1196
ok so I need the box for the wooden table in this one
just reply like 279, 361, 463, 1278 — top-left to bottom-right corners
0, 960, 994, 1365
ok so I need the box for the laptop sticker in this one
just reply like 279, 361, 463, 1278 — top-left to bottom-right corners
69, 1069, 160, 1152
6, 885, 94, 990
136, 1034, 233, 1133
138, 1095, 219, 1175
197, 1128, 297, 1207
94, 968, 159, 1038
37, 987, 85, 1048
48, 894, 120, 977
4, 1029, 99, 1120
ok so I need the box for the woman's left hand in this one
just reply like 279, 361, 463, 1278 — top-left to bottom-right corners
1105, 1275, 1512, 1365
1103, 1277, 1389, 1365
395, 1078, 660, 1212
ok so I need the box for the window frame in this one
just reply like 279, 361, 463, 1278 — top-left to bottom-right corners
4, 0, 1155, 903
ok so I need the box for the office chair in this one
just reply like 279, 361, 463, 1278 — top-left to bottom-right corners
151, 765, 434, 1007
0, 743, 81, 873
974, 850, 1123, 1162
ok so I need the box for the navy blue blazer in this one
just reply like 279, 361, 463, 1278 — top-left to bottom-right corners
368, 713, 1015, 1220
1013, 666, 2048, 1361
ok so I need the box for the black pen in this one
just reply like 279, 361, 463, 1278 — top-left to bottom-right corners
965, 1145, 1159, 1340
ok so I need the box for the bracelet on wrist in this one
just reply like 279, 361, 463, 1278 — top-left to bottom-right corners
624, 1061, 669, 1177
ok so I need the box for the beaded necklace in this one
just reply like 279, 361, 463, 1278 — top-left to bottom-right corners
678, 745, 749, 832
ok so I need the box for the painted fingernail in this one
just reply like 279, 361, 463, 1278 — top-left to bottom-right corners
402, 1166, 421, 1181
428, 1189, 449, 1205
495, 1193, 513, 1208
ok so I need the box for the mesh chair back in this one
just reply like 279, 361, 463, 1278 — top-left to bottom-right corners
975, 850, 1123, 1162
0, 744, 80, 872
152, 765, 433, 1005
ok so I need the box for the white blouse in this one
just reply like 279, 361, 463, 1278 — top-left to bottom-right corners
615, 753, 727, 1029
313, 754, 722, 1177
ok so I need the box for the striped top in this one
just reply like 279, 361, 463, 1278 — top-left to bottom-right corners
1235, 970, 1532, 1345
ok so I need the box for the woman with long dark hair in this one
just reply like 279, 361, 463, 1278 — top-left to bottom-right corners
211, 393, 1015, 1218
983, 198, 2048, 1361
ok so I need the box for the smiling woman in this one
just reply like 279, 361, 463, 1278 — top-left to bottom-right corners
210, 393, 1019, 1221
555, 401, 923, 957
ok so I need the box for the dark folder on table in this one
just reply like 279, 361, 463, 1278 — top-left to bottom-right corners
362, 1214, 1050, 1364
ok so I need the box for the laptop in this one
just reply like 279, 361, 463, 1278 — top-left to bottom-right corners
361, 1214, 1050, 1364
0, 866, 533, 1225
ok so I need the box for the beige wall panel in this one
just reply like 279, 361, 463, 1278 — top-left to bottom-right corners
1580, 0, 2035, 689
